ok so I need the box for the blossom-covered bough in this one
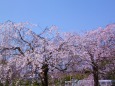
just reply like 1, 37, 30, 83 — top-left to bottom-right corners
0, 21, 38, 85
75, 24, 115, 86
0, 21, 115, 86
0, 21, 78, 86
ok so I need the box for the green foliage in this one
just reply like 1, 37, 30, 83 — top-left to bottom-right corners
49, 73, 90, 86
5, 80, 9, 86
33, 81, 42, 86
64, 73, 89, 81
0, 73, 90, 86
106, 71, 115, 80
0, 81, 3, 86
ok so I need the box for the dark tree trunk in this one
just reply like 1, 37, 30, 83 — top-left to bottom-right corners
92, 65, 99, 86
41, 64, 49, 86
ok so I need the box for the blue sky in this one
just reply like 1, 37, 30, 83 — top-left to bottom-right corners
0, 0, 115, 33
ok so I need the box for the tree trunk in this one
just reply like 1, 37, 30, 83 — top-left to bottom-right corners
92, 65, 99, 86
41, 64, 49, 86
